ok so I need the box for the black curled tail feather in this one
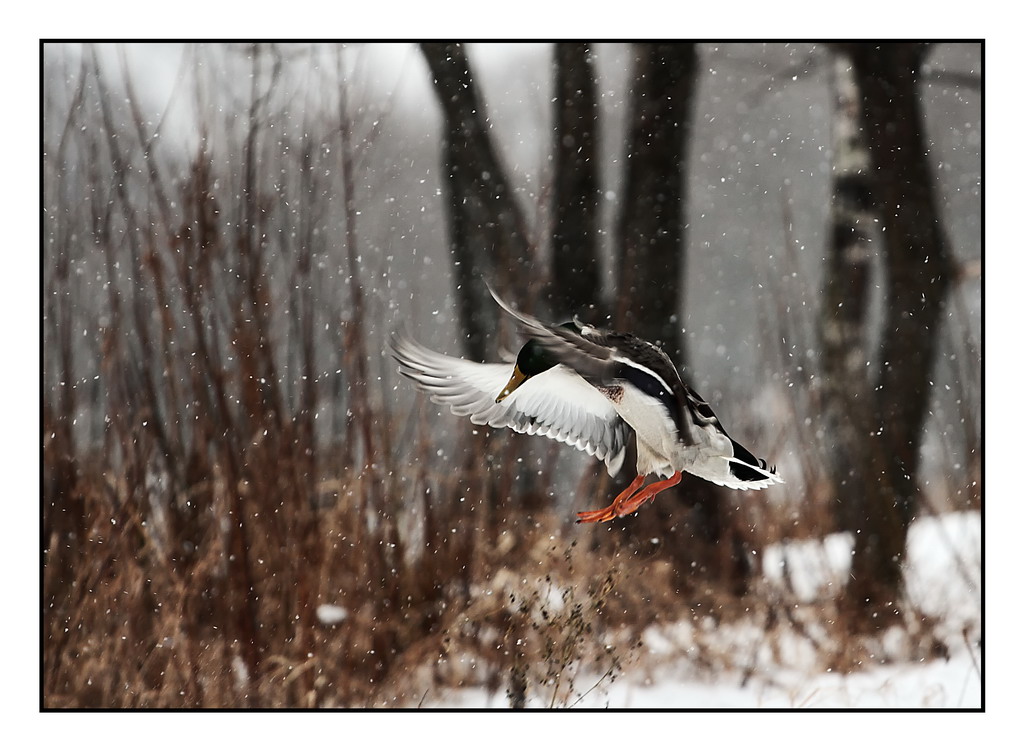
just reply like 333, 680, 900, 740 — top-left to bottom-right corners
729, 439, 777, 483
729, 460, 772, 483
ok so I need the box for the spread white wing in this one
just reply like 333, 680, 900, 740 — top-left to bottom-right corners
390, 332, 631, 476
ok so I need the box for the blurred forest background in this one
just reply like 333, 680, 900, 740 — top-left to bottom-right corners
42, 41, 981, 708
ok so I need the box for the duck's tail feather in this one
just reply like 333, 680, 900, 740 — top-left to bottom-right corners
728, 438, 783, 487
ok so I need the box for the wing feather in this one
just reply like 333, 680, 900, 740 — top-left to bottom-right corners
390, 332, 631, 476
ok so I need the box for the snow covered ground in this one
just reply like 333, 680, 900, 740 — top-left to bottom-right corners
427, 648, 980, 709
425, 511, 982, 709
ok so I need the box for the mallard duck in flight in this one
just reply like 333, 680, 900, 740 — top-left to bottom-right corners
390, 287, 781, 523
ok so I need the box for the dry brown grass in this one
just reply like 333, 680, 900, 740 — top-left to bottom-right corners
42, 421, 689, 708
43, 400, 977, 708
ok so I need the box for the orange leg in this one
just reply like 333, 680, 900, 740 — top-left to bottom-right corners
612, 471, 682, 518
575, 474, 645, 524
576, 472, 683, 524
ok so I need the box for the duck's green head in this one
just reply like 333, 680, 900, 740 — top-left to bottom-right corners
495, 322, 579, 403
495, 340, 557, 403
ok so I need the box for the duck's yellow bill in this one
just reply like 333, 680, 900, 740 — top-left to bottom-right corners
496, 365, 527, 403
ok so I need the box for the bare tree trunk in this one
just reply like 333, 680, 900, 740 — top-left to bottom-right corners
418, 44, 560, 601
551, 42, 600, 315
615, 42, 696, 362
820, 48, 878, 533
420, 43, 532, 360
609, 44, 749, 592
841, 42, 955, 628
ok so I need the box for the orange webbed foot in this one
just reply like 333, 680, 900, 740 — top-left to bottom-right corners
575, 505, 619, 524
575, 472, 683, 524
575, 474, 645, 524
